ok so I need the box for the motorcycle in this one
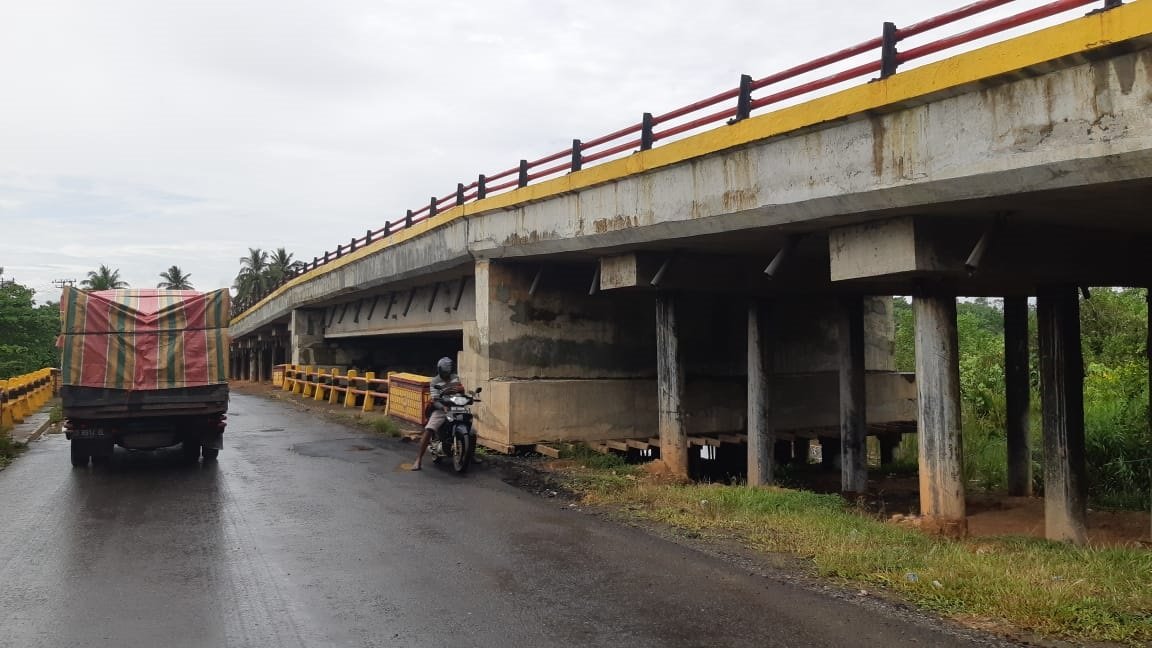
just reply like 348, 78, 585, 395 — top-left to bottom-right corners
429, 387, 481, 473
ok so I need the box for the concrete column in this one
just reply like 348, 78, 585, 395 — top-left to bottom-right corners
247, 349, 257, 383
1004, 296, 1032, 496
1037, 285, 1087, 545
656, 292, 688, 478
839, 296, 867, 495
747, 299, 773, 485
913, 293, 966, 537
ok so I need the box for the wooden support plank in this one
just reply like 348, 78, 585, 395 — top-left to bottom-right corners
648, 437, 662, 447
605, 440, 630, 452
839, 295, 868, 495
1004, 295, 1032, 496
655, 292, 688, 477
914, 293, 967, 538
689, 436, 721, 447
625, 439, 651, 450
476, 437, 515, 455
1038, 285, 1087, 545
534, 444, 561, 459
719, 434, 747, 445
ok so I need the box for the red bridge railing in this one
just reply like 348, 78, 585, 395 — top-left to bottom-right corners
232, 0, 1119, 317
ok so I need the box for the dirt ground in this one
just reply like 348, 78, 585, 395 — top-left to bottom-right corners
792, 470, 1151, 548
232, 381, 1151, 548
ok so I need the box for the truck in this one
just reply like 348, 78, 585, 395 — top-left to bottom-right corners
59, 287, 230, 466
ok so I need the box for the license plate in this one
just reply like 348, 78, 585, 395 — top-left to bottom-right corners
73, 430, 105, 439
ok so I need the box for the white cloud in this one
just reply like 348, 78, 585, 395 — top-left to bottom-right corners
0, 0, 1086, 303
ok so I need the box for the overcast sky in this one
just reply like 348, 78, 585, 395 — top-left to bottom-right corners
0, 0, 1081, 302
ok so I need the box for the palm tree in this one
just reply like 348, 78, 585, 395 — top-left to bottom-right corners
233, 248, 268, 303
157, 265, 193, 290
264, 248, 304, 287
80, 265, 128, 291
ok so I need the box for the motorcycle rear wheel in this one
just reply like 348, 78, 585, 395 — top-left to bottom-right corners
452, 426, 474, 473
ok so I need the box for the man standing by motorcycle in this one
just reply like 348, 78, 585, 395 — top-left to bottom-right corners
410, 357, 463, 471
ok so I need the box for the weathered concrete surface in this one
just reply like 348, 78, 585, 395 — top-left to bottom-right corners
0, 394, 1012, 648
323, 277, 475, 339
234, 48, 1152, 338
914, 295, 967, 538
477, 373, 917, 446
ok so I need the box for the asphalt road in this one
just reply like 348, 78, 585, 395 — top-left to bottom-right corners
0, 393, 1014, 648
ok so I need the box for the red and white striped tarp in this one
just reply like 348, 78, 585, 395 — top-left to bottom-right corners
59, 288, 230, 390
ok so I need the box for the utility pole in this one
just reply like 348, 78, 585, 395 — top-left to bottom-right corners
52, 279, 76, 289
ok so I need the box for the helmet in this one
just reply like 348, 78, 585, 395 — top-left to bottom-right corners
436, 357, 454, 375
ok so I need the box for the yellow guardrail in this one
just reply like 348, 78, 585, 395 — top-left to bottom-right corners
278, 364, 390, 414
0, 368, 59, 429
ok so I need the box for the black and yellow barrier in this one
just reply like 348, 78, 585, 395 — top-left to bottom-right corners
0, 368, 58, 428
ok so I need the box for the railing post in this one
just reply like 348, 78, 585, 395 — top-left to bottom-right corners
640, 112, 654, 151
344, 370, 359, 407
362, 371, 377, 412
365, 229, 373, 244
477, 174, 487, 199
323, 251, 330, 263
456, 183, 465, 206
349, 236, 357, 252
405, 209, 414, 227
571, 139, 583, 172
518, 160, 529, 188
429, 196, 438, 217
880, 21, 900, 79
383, 221, 391, 235
735, 74, 753, 122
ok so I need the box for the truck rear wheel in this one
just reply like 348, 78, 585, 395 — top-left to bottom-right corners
70, 442, 89, 467
181, 441, 201, 462
201, 447, 219, 461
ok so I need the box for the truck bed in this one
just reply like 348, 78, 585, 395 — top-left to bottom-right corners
61, 384, 229, 419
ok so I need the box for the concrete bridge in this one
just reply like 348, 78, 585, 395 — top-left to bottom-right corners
229, 0, 1152, 543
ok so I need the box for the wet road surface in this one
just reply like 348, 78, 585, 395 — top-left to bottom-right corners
0, 393, 1013, 647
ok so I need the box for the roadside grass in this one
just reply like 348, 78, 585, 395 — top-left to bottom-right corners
559, 460, 1152, 645
0, 425, 25, 469
48, 402, 63, 424
371, 417, 402, 438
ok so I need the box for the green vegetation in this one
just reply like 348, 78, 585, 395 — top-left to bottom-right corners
892, 292, 1152, 509
372, 417, 401, 438
233, 247, 304, 305
0, 271, 60, 379
559, 462, 1152, 645
80, 264, 128, 291
0, 426, 25, 469
157, 265, 193, 290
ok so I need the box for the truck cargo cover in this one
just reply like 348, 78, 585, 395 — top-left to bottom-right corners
59, 288, 230, 390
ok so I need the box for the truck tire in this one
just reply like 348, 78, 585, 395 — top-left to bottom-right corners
181, 441, 201, 462
70, 442, 89, 467
201, 447, 219, 461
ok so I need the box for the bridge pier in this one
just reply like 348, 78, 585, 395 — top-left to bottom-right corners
913, 292, 966, 538
656, 292, 689, 479
839, 295, 868, 496
1038, 285, 1087, 545
1004, 296, 1032, 497
746, 299, 773, 486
